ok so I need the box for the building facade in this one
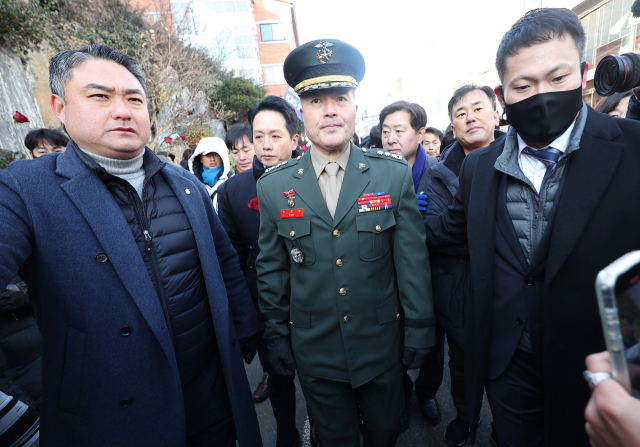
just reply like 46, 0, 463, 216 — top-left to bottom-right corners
134, 0, 298, 97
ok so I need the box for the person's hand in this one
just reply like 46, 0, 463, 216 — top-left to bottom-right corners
416, 192, 428, 212
0, 284, 27, 313
267, 336, 296, 377
584, 351, 640, 447
239, 332, 260, 364
403, 346, 431, 370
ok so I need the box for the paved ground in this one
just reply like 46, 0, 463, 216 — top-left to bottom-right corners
245, 341, 494, 447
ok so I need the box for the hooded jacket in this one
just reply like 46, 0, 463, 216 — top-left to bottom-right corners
188, 137, 231, 211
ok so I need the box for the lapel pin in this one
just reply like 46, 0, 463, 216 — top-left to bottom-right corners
298, 169, 304, 175
185, 189, 191, 195
358, 163, 365, 169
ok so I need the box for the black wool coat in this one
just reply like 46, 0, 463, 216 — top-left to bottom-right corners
217, 151, 300, 308
425, 107, 640, 446
217, 158, 265, 307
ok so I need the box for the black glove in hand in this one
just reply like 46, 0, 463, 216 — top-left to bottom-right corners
239, 332, 260, 364
267, 336, 296, 377
0, 284, 27, 313
403, 346, 432, 370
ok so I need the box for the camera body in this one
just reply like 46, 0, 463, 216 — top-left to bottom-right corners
594, 52, 640, 96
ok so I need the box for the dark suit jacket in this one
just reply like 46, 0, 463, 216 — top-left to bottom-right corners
0, 147, 262, 446
425, 107, 640, 446
217, 167, 262, 306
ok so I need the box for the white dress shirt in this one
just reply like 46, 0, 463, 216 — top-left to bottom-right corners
516, 121, 576, 193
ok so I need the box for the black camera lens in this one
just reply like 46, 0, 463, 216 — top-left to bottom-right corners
595, 52, 640, 96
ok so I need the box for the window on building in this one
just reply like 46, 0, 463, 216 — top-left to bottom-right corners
234, 25, 255, 59
171, 3, 194, 35
145, 12, 162, 25
236, 68, 262, 85
264, 65, 285, 84
260, 23, 285, 42
207, 30, 234, 60
581, 0, 636, 68
174, 0, 250, 31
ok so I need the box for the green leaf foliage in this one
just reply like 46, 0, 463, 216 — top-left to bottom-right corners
0, 0, 58, 54
215, 76, 266, 124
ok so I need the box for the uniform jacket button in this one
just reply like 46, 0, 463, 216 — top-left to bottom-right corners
375, 225, 382, 232
339, 288, 347, 295
525, 277, 535, 286
516, 317, 524, 325
120, 326, 133, 336
120, 398, 133, 408
95, 252, 108, 263
333, 230, 340, 238
343, 316, 350, 323
336, 259, 344, 267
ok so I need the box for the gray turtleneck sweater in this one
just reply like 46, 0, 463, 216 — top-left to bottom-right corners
79, 147, 146, 198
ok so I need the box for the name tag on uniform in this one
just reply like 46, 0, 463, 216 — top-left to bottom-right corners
281, 209, 304, 218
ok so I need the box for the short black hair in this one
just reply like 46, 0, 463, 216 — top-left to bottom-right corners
424, 127, 443, 142
167, 153, 175, 162
448, 84, 497, 121
369, 125, 382, 148
24, 128, 70, 151
225, 124, 253, 150
247, 95, 299, 139
379, 101, 427, 133
594, 90, 633, 115
352, 133, 360, 147
496, 8, 585, 81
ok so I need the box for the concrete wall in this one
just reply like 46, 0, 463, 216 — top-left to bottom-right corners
0, 43, 45, 154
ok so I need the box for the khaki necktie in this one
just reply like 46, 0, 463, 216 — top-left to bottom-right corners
324, 162, 341, 218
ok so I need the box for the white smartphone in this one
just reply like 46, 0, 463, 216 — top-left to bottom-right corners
595, 250, 640, 397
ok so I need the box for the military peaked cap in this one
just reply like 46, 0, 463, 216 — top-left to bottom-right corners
284, 39, 366, 94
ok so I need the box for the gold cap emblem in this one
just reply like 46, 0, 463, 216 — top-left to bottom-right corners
314, 41, 334, 64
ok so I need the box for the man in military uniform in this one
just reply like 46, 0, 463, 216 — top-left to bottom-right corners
255, 39, 436, 447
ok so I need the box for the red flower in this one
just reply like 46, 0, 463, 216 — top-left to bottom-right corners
248, 197, 259, 212
301, 145, 308, 152
195, 139, 200, 144
164, 136, 172, 144
181, 135, 186, 140
13, 111, 29, 123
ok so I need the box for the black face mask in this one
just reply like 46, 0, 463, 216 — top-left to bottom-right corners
503, 85, 584, 143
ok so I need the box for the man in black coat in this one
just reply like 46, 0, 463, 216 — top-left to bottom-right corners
217, 95, 302, 447
426, 84, 501, 446
425, 8, 640, 447
379, 100, 441, 430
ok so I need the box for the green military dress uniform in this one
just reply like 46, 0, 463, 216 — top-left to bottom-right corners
256, 38, 436, 447
256, 145, 436, 441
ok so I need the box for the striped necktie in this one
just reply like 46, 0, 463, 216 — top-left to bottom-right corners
522, 147, 563, 183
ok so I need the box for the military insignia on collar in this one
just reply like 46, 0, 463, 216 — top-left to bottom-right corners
358, 163, 365, 169
265, 160, 288, 173
392, 154, 402, 160
377, 150, 384, 155
314, 41, 334, 64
